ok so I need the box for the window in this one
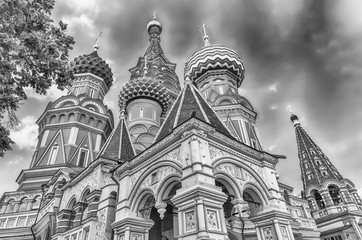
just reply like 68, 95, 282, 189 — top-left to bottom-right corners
251, 139, 257, 149
90, 89, 95, 98
94, 135, 101, 152
218, 85, 224, 94
48, 146, 59, 165
151, 172, 158, 184
68, 127, 78, 145
140, 107, 144, 118
40, 130, 49, 147
78, 149, 89, 167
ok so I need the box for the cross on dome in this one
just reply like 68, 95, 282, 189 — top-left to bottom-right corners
199, 22, 210, 46
93, 32, 102, 52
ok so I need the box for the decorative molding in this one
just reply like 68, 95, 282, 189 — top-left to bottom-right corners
206, 209, 219, 230
185, 210, 196, 231
61, 167, 99, 208
3, 190, 42, 202
95, 207, 107, 240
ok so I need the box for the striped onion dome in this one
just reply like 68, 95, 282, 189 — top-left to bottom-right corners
70, 51, 113, 88
119, 77, 172, 115
185, 44, 245, 87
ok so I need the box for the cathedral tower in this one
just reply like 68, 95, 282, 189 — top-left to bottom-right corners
16, 44, 114, 191
184, 26, 262, 150
119, 15, 181, 153
291, 113, 362, 239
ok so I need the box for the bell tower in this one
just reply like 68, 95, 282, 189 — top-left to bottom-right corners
119, 15, 180, 153
16, 44, 114, 191
291, 113, 362, 239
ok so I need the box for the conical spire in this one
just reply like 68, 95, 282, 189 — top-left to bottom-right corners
97, 113, 136, 161
291, 114, 343, 190
154, 77, 233, 141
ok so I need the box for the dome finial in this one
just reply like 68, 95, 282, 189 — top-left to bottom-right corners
147, 11, 162, 35
93, 32, 102, 52
288, 105, 300, 126
199, 22, 210, 46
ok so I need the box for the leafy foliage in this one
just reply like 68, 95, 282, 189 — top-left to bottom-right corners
0, 0, 75, 156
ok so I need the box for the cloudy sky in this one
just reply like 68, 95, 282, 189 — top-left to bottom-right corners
1, 0, 362, 197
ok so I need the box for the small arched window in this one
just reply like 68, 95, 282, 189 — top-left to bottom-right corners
49, 115, 57, 124
79, 114, 86, 124
68, 113, 75, 122
59, 114, 66, 123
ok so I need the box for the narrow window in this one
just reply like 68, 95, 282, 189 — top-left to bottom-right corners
68, 127, 78, 145
48, 146, 59, 165
40, 130, 49, 147
90, 89, 95, 98
140, 107, 144, 118
218, 85, 224, 94
78, 149, 89, 167
152, 110, 156, 121
94, 135, 101, 152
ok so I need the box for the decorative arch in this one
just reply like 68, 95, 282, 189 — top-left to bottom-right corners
212, 157, 270, 200
242, 181, 269, 207
214, 95, 237, 106
5, 198, 16, 213
155, 176, 182, 203
129, 161, 182, 211
132, 189, 156, 214
53, 98, 78, 108
18, 196, 28, 212
81, 101, 105, 114
214, 172, 242, 199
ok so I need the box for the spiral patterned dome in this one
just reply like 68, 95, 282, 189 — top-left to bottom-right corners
185, 44, 245, 87
70, 51, 113, 88
119, 77, 172, 115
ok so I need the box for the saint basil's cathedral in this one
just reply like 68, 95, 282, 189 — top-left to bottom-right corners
0, 15, 361, 240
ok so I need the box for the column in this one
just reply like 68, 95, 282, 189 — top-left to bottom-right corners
86, 190, 101, 218
73, 202, 87, 226
306, 196, 317, 211
320, 189, 334, 207
273, 220, 283, 240
195, 198, 208, 239
56, 209, 73, 233
351, 219, 362, 240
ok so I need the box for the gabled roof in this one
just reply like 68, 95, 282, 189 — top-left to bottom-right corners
154, 80, 234, 142
97, 115, 135, 162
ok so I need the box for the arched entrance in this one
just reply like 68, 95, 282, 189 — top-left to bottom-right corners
138, 183, 181, 240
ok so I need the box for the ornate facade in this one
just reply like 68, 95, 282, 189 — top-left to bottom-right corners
0, 16, 360, 240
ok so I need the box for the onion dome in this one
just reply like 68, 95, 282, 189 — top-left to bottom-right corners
147, 17, 162, 35
119, 77, 172, 115
70, 51, 113, 88
290, 114, 299, 122
185, 44, 245, 87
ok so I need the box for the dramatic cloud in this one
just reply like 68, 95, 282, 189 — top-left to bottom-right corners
1, 0, 361, 196
9, 116, 38, 150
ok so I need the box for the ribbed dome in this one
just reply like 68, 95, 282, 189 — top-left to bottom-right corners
119, 77, 172, 115
185, 44, 245, 87
70, 51, 113, 88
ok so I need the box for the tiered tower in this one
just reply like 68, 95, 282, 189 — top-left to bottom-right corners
17, 44, 114, 191
291, 113, 362, 239
184, 26, 262, 150
119, 15, 181, 153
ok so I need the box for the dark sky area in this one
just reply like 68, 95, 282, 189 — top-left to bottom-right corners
1, 0, 361, 196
